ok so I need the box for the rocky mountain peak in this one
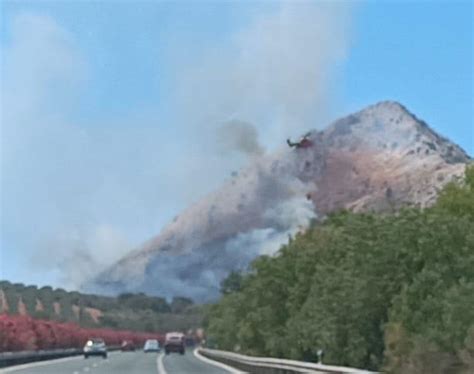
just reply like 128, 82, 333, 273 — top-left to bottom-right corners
321, 101, 468, 163
86, 102, 470, 301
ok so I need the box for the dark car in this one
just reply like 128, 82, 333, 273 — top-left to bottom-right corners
164, 332, 185, 355
84, 338, 107, 359
121, 340, 136, 351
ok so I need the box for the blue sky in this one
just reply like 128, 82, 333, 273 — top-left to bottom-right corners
342, 1, 473, 152
1, 0, 472, 289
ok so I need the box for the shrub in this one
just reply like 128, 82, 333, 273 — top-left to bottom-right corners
0, 314, 164, 352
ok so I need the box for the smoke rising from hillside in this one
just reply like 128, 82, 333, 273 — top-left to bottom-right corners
217, 120, 265, 157
33, 225, 131, 288
133, 2, 351, 299
178, 2, 351, 149
2, 4, 352, 292
89, 151, 319, 301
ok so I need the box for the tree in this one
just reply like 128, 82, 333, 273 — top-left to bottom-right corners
206, 165, 474, 371
170, 297, 194, 314
220, 271, 244, 295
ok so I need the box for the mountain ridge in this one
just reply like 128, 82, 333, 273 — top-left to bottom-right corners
86, 101, 471, 301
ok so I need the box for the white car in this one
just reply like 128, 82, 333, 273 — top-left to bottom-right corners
84, 338, 107, 359
144, 339, 160, 353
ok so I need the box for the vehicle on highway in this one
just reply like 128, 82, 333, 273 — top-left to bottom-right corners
83, 338, 107, 359
164, 332, 185, 355
143, 339, 160, 352
121, 340, 136, 351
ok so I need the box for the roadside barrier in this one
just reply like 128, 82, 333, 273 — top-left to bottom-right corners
197, 348, 379, 374
0, 349, 81, 368
0, 346, 121, 368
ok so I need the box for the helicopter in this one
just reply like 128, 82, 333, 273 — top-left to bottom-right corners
287, 132, 313, 149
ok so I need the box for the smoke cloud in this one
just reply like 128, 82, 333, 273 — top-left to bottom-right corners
1, 3, 352, 291
217, 120, 265, 157
92, 198, 317, 302
89, 150, 319, 301
33, 225, 131, 289
176, 2, 351, 149
1, 13, 168, 287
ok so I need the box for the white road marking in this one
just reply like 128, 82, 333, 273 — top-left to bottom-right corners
156, 352, 168, 374
83, 367, 90, 372
92, 363, 98, 367
193, 348, 247, 374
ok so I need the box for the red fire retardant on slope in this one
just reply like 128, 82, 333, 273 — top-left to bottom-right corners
0, 314, 164, 352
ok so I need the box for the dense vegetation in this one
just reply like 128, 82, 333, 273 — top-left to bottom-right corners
0, 282, 205, 333
0, 314, 163, 352
206, 166, 474, 373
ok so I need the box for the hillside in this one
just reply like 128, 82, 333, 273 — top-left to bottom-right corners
0, 281, 205, 333
87, 101, 471, 301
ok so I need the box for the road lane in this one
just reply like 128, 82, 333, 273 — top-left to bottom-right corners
96, 351, 157, 374
160, 349, 230, 374
1, 349, 237, 374
0, 351, 159, 374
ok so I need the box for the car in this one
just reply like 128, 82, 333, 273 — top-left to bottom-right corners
143, 339, 160, 353
121, 340, 136, 351
164, 332, 185, 355
83, 338, 107, 359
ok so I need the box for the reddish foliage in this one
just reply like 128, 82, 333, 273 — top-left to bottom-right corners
0, 314, 163, 352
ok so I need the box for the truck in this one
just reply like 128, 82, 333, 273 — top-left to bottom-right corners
164, 332, 185, 355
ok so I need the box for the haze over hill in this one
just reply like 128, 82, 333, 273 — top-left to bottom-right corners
86, 101, 470, 301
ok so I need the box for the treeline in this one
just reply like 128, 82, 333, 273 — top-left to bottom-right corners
206, 166, 474, 373
0, 314, 163, 352
0, 282, 204, 333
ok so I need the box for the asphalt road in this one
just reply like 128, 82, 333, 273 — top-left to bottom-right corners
161, 350, 229, 374
0, 350, 232, 374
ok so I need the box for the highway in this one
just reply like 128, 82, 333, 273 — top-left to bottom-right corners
0, 349, 234, 374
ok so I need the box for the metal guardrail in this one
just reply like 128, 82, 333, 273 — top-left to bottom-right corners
0, 346, 121, 368
0, 348, 82, 368
198, 348, 379, 374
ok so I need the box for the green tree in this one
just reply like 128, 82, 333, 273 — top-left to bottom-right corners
220, 271, 244, 295
206, 165, 474, 372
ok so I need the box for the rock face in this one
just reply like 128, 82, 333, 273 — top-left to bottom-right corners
86, 101, 470, 301
311, 101, 468, 213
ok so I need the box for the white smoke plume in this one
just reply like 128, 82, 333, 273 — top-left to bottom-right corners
89, 150, 319, 301
1, 3, 353, 291
164, 0, 352, 211
176, 2, 352, 149
33, 225, 131, 289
